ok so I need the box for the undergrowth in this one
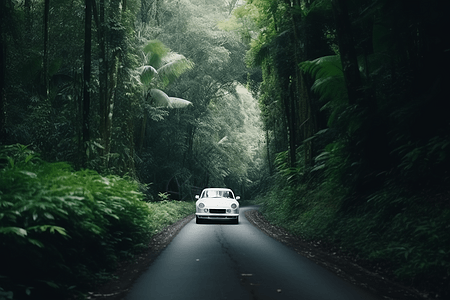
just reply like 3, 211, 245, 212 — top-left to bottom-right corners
0, 144, 194, 300
147, 200, 195, 235
258, 154, 450, 298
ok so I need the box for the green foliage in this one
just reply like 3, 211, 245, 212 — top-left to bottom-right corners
147, 200, 195, 236
258, 168, 341, 238
300, 56, 347, 127
143, 40, 170, 68
0, 145, 193, 299
330, 190, 450, 287
254, 2, 450, 297
139, 40, 194, 90
259, 170, 450, 293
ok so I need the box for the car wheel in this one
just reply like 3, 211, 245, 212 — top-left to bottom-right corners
196, 216, 202, 224
234, 217, 239, 224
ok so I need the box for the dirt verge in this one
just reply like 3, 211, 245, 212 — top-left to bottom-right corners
245, 209, 429, 300
87, 214, 195, 300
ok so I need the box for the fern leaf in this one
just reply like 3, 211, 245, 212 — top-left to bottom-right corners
300, 55, 343, 79
300, 55, 348, 106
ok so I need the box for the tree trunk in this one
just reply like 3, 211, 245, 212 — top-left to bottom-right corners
331, 0, 363, 105
43, 0, 50, 98
266, 129, 272, 175
138, 113, 147, 153
101, 0, 123, 165
25, 0, 32, 33
82, 0, 92, 166
0, 0, 6, 140
299, 71, 316, 166
98, 0, 108, 161
287, 82, 297, 168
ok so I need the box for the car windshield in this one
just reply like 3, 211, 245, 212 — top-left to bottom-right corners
201, 190, 234, 199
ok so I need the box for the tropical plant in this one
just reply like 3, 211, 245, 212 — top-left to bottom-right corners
0, 144, 195, 299
134, 40, 194, 153
136, 40, 194, 108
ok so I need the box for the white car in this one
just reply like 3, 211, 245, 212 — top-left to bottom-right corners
195, 188, 240, 224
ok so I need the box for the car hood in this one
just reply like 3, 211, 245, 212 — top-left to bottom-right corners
197, 197, 238, 207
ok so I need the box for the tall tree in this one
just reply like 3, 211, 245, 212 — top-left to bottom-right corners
331, 0, 362, 106
43, 0, 50, 98
95, 0, 109, 162
82, 0, 92, 166
0, 0, 6, 139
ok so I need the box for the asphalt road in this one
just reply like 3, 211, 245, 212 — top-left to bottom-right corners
126, 206, 382, 300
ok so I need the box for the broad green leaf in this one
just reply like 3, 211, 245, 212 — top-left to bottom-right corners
19, 170, 37, 178
0, 226, 27, 237
28, 238, 45, 248
39, 280, 59, 289
28, 225, 69, 237
24, 154, 35, 163
7, 156, 14, 168
44, 212, 54, 220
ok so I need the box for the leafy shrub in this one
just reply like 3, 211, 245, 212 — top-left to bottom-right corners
0, 144, 193, 299
337, 191, 450, 290
147, 200, 195, 235
259, 166, 450, 297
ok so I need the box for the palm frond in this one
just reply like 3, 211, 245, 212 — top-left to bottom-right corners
168, 97, 193, 108
149, 89, 192, 109
150, 89, 171, 107
300, 55, 343, 79
143, 40, 169, 68
300, 55, 347, 102
157, 54, 194, 88
138, 65, 158, 86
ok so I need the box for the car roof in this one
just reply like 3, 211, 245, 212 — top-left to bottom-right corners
202, 188, 233, 192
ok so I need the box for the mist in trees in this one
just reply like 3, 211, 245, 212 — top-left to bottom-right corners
0, 0, 267, 200
1, 2, 266, 296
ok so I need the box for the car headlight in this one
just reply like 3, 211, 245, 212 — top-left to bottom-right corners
231, 203, 237, 209
198, 203, 205, 208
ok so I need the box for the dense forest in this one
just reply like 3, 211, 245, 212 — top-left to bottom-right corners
0, 0, 265, 199
1, 0, 449, 299
239, 0, 449, 298
1, 0, 264, 298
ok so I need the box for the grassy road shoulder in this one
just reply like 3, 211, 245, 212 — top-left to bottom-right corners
0, 144, 194, 300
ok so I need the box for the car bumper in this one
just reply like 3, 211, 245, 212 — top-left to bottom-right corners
196, 213, 239, 220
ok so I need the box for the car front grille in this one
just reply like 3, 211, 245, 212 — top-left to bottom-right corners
210, 209, 226, 214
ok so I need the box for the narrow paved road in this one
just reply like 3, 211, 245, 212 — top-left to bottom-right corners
126, 206, 381, 300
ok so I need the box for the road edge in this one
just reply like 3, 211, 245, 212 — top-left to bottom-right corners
87, 213, 195, 300
245, 209, 428, 300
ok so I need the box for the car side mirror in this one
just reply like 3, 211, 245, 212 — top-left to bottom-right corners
195, 195, 200, 199
236, 196, 240, 200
